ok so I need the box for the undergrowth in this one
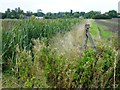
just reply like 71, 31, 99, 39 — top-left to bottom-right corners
2, 38, 117, 88
2, 18, 119, 88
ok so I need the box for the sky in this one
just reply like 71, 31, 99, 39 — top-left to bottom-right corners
0, 0, 120, 13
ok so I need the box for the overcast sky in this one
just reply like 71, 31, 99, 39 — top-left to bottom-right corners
0, 0, 120, 13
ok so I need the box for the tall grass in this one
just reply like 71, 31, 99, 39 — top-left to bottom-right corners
2, 18, 118, 88
2, 18, 81, 70
2, 38, 117, 88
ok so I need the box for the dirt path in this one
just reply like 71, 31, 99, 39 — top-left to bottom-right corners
49, 19, 92, 59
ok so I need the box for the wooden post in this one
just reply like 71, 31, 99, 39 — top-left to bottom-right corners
82, 24, 96, 52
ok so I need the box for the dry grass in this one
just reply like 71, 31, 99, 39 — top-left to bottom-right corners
49, 19, 93, 59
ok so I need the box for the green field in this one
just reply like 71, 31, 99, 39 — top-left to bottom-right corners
1, 18, 119, 88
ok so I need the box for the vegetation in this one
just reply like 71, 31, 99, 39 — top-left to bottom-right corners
1, 17, 119, 88
2, 17, 81, 69
1, 7, 119, 19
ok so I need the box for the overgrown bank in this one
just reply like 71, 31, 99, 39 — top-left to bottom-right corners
2, 18, 119, 88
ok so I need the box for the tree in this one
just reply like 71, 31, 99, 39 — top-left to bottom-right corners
37, 9, 45, 17
0, 12, 2, 19
26, 11, 33, 16
5, 8, 11, 18
107, 10, 117, 18
44, 12, 53, 19
64, 12, 71, 18
57, 12, 64, 18
11, 10, 16, 19
73, 12, 80, 18
3, 7, 24, 19
93, 14, 111, 19
19, 14, 24, 19
84, 11, 101, 19
80, 12, 85, 17
12, 7, 24, 19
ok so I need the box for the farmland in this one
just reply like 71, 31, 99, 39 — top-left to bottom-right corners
1, 18, 119, 88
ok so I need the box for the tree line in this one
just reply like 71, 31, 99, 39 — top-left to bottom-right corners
0, 7, 119, 19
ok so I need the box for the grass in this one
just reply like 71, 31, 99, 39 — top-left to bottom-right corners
3, 38, 117, 88
90, 21, 99, 38
2, 18, 119, 88
98, 25, 112, 38
90, 20, 113, 39
2, 18, 81, 68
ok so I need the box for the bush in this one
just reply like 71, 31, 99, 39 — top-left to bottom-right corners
93, 14, 112, 19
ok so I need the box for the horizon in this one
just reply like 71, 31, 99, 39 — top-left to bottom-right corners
0, 7, 119, 14
0, 0, 119, 13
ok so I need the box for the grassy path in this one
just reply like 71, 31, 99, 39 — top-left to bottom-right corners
49, 19, 93, 59
49, 18, 115, 56
95, 19, 118, 33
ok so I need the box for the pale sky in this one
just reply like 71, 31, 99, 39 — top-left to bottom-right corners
0, 0, 119, 13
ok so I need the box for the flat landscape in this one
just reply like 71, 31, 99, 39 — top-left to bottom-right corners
1, 18, 119, 88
